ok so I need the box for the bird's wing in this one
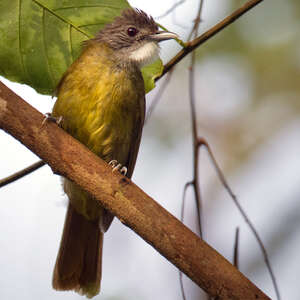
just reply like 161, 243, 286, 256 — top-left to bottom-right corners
125, 95, 145, 179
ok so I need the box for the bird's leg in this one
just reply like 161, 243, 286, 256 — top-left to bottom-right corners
42, 112, 63, 127
108, 160, 127, 176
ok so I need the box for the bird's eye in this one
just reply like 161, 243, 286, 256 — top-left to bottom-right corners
127, 27, 138, 37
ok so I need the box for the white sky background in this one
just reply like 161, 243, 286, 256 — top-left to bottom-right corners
1, 1, 299, 300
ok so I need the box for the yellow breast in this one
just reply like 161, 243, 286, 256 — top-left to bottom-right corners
53, 42, 145, 164
52, 41, 145, 220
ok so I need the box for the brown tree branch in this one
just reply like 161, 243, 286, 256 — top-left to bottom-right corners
0, 82, 270, 299
157, 0, 264, 79
0, 160, 45, 188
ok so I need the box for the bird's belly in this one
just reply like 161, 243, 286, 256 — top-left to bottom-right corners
85, 110, 136, 165
63, 105, 137, 221
52, 58, 144, 221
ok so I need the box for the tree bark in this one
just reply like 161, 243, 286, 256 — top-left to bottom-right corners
0, 81, 271, 299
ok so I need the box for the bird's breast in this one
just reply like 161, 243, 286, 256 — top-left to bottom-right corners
53, 45, 145, 165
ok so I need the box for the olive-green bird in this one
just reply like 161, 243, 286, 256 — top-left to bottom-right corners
51, 8, 177, 298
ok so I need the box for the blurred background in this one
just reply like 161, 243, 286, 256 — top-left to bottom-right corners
1, 0, 299, 299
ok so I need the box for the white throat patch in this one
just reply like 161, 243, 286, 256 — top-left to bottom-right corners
129, 42, 159, 68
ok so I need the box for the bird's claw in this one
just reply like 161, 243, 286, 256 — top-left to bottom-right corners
108, 160, 118, 168
42, 113, 63, 127
120, 166, 128, 176
108, 160, 127, 176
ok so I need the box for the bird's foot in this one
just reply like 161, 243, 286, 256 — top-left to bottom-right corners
108, 160, 127, 176
42, 112, 63, 127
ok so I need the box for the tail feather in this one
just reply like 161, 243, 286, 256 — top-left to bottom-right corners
53, 204, 103, 298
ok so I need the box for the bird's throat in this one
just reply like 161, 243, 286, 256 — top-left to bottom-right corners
129, 42, 159, 68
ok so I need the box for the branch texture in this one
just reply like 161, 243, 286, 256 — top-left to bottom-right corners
0, 81, 270, 300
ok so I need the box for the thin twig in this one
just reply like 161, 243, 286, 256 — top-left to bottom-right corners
179, 2, 204, 300
178, 181, 192, 300
157, 0, 264, 80
146, 69, 174, 122
233, 227, 240, 269
156, 0, 186, 19
188, 0, 204, 239
0, 160, 46, 188
179, 271, 187, 300
171, 6, 189, 30
197, 138, 281, 300
180, 181, 193, 223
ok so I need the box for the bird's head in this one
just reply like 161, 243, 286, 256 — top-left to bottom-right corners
95, 8, 178, 68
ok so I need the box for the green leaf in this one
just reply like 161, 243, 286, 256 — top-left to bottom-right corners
0, 0, 162, 95
141, 59, 163, 94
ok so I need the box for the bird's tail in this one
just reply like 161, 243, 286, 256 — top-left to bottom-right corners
53, 204, 103, 298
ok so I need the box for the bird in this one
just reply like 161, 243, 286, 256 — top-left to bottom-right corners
51, 8, 177, 298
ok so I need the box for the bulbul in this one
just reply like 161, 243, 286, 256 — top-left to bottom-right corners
51, 8, 177, 298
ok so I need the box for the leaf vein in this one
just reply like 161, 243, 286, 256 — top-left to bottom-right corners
42, 8, 55, 88
69, 25, 74, 62
53, 4, 126, 11
32, 0, 91, 38
18, 0, 30, 84
78, 22, 106, 28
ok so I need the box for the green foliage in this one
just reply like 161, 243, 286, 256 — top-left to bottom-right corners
0, 0, 163, 95
141, 59, 163, 94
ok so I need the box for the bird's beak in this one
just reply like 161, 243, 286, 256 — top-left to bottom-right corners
148, 30, 178, 42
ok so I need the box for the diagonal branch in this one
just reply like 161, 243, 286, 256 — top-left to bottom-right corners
155, 0, 186, 20
0, 81, 271, 300
157, 0, 264, 79
0, 160, 45, 188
